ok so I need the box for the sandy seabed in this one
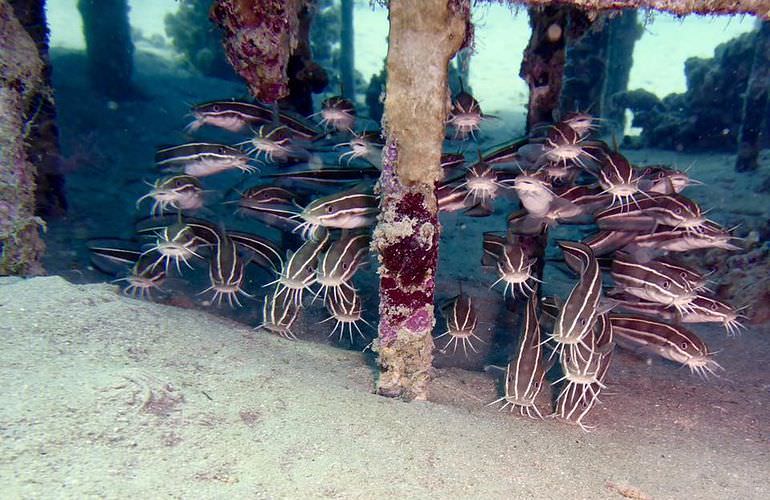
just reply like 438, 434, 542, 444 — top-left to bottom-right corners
0, 276, 767, 499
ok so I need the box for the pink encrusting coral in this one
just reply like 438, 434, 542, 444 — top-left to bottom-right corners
374, 142, 440, 347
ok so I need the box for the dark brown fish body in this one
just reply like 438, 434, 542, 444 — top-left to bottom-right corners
611, 251, 696, 311
596, 193, 705, 233
259, 286, 301, 340
316, 233, 371, 301
608, 314, 721, 378
187, 100, 271, 133
137, 175, 205, 215
542, 122, 596, 169
318, 96, 356, 132
492, 291, 547, 419
436, 294, 483, 357
448, 90, 483, 140
156, 143, 254, 177
551, 241, 602, 346
323, 285, 369, 343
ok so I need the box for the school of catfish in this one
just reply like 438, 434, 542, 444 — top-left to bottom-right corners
89, 86, 746, 431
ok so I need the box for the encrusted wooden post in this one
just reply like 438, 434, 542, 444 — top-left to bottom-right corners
736, 20, 770, 173
372, 0, 469, 400
0, 0, 45, 275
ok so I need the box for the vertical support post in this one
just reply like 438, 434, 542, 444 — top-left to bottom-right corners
339, 0, 355, 99
9, 0, 67, 216
736, 21, 770, 173
77, 0, 135, 99
372, 0, 469, 401
520, 6, 570, 132
0, 0, 45, 275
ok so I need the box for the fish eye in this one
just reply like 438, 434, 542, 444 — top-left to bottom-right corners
218, 147, 227, 154
711, 303, 718, 311
580, 318, 587, 326
212, 104, 220, 112
175, 179, 185, 187
662, 280, 670, 289
680, 272, 687, 279
342, 263, 348, 269
533, 381, 540, 388
674, 208, 682, 214
326, 205, 334, 213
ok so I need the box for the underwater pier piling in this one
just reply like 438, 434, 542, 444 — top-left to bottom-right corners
372, 0, 469, 400
77, 0, 135, 99
0, 0, 46, 275
736, 20, 770, 173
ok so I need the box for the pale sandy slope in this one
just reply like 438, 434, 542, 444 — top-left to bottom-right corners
1, 276, 767, 499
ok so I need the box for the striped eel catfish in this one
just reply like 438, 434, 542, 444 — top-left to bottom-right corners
196, 226, 251, 308
437, 180, 475, 213
596, 193, 708, 234
540, 121, 598, 170
315, 95, 356, 132
581, 230, 637, 258
185, 100, 272, 133
611, 251, 697, 314
435, 293, 484, 357
314, 233, 371, 303
227, 230, 284, 273
269, 228, 331, 306
510, 169, 557, 217
322, 285, 371, 343
609, 292, 746, 336
595, 149, 644, 209
141, 222, 205, 274
447, 86, 487, 140
237, 200, 302, 233
238, 185, 298, 206
294, 184, 379, 239
455, 159, 505, 204
155, 143, 255, 177
609, 314, 722, 379
482, 232, 539, 297
638, 164, 700, 195
548, 241, 603, 350
558, 183, 612, 216
560, 111, 601, 138
553, 350, 612, 432
650, 256, 709, 292
237, 124, 297, 163
88, 246, 167, 300
335, 131, 383, 166
624, 221, 741, 262
258, 286, 301, 340
555, 313, 613, 404
136, 175, 204, 215
488, 290, 547, 419
264, 166, 381, 188
681, 295, 747, 336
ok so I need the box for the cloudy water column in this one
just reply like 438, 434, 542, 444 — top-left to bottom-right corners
372, 0, 470, 401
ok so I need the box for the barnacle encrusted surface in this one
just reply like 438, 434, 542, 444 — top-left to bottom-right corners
372, 0, 468, 401
514, 0, 770, 19
0, 1, 45, 275
209, 0, 305, 102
